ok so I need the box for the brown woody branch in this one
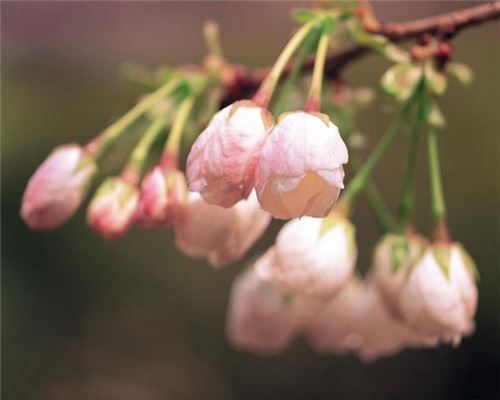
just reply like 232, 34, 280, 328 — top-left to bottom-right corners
221, 1, 500, 104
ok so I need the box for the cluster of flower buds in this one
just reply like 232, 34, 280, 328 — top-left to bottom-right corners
226, 227, 478, 361
20, 9, 481, 362
186, 103, 348, 220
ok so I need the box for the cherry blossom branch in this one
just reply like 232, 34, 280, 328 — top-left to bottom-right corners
222, 1, 500, 103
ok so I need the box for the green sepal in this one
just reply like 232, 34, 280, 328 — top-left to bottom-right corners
431, 244, 451, 278
343, 221, 356, 259
320, 215, 356, 258
447, 62, 473, 85
391, 236, 410, 272
456, 243, 480, 282
347, 21, 407, 63
320, 213, 341, 236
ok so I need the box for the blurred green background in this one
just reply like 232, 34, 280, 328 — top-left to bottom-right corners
2, 1, 499, 399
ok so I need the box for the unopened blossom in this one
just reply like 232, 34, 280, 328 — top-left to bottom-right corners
255, 111, 348, 219
305, 277, 366, 354
87, 177, 139, 239
175, 191, 271, 268
186, 100, 274, 208
372, 232, 428, 318
256, 215, 356, 299
399, 242, 478, 344
136, 166, 187, 227
226, 267, 321, 355
21, 144, 97, 230
357, 283, 438, 362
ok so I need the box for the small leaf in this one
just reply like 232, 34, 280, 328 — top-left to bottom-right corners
432, 244, 451, 278
447, 62, 474, 85
293, 9, 318, 23
425, 66, 447, 96
384, 44, 409, 63
321, 15, 335, 34
381, 63, 422, 101
347, 21, 387, 53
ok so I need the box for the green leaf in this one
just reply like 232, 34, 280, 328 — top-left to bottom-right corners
321, 15, 335, 34
293, 9, 318, 23
381, 63, 422, 101
447, 62, 474, 85
425, 66, 447, 96
347, 21, 387, 53
384, 44, 409, 63
431, 244, 451, 278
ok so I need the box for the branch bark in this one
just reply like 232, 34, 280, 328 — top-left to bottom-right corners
221, 1, 500, 103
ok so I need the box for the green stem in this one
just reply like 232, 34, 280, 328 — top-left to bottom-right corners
253, 19, 318, 108
165, 96, 195, 155
398, 123, 420, 229
427, 127, 446, 223
204, 21, 224, 60
340, 115, 403, 209
88, 78, 183, 160
350, 151, 395, 232
340, 77, 425, 211
126, 115, 168, 176
272, 30, 316, 117
304, 23, 331, 112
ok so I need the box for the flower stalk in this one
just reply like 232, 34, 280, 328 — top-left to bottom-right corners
253, 19, 319, 108
163, 96, 196, 165
272, 29, 318, 116
87, 78, 184, 160
427, 127, 449, 241
304, 20, 332, 112
339, 78, 425, 213
398, 123, 420, 229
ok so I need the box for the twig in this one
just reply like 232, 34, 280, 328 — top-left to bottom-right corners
221, 1, 500, 103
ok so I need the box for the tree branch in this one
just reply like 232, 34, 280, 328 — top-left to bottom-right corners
221, 1, 500, 104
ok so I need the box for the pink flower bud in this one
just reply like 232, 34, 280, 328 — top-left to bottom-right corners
87, 177, 139, 239
256, 215, 356, 299
175, 191, 271, 268
357, 284, 438, 362
186, 100, 274, 208
256, 111, 348, 219
226, 267, 321, 355
305, 277, 366, 354
136, 166, 187, 227
372, 232, 428, 318
399, 242, 478, 344
21, 144, 97, 230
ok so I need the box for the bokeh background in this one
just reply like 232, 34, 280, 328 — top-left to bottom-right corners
2, 1, 499, 399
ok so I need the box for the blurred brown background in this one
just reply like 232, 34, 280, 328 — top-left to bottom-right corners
2, 1, 499, 399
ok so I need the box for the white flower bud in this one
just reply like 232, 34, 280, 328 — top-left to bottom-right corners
255, 215, 356, 300
226, 267, 321, 355
399, 242, 478, 344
